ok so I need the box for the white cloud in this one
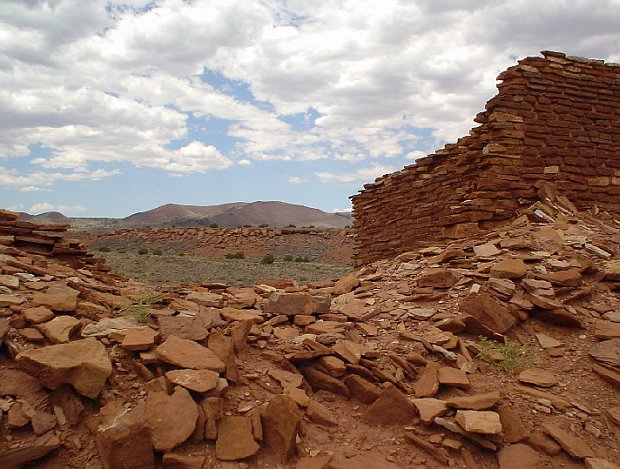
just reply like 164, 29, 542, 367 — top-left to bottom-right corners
1, 0, 620, 196
288, 176, 308, 184
238, 159, 252, 166
28, 202, 87, 215
316, 163, 397, 184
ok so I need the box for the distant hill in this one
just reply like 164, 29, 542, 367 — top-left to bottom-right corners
16, 202, 352, 230
124, 201, 351, 228
17, 211, 70, 224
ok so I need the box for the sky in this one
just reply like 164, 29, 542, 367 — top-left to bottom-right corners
1, 0, 620, 217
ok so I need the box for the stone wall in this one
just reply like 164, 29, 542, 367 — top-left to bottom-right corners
0, 209, 109, 273
351, 51, 620, 266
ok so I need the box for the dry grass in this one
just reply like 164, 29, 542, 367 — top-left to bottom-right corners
98, 251, 352, 286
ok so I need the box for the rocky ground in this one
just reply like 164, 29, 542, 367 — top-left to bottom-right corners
1, 187, 620, 469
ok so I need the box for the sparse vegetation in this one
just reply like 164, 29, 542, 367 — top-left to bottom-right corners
152, 249, 163, 255
121, 289, 160, 324
286, 224, 296, 228
138, 247, 148, 255
259, 224, 269, 228
209, 223, 219, 228
283, 254, 294, 262
225, 251, 245, 259
260, 253, 275, 264
98, 246, 111, 252
295, 255, 310, 262
476, 337, 539, 374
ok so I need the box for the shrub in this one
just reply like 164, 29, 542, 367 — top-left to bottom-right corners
243, 224, 252, 228
260, 254, 274, 264
295, 255, 309, 262
209, 223, 219, 228
259, 224, 269, 228
152, 249, 163, 255
122, 289, 160, 325
225, 251, 245, 259
138, 248, 148, 255
476, 337, 539, 374
98, 246, 111, 252
286, 224, 296, 228
283, 254, 294, 262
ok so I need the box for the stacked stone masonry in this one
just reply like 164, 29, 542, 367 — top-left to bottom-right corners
0, 209, 109, 273
351, 51, 620, 266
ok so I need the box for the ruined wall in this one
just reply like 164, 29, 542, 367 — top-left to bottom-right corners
351, 51, 620, 265
0, 209, 109, 273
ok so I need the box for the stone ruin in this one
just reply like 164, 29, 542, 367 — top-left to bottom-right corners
351, 51, 620, 266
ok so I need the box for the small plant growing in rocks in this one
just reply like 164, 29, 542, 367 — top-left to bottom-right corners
122, 289, 160, 325
98, 246, 111, 252
225, 251, 245, 259
137, 247, 148, 255
283, 254, 294, 262
476, 337, 539, 374
260, 254, 274, 264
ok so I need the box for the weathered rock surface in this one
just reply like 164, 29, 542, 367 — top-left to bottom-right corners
215, 415, 260, 460
261, 395, 302, 463
543, 422, 595, 459
363, 383, 416, 424
32, 285, 80, 312
146, 387, 198, 452
156, 335, 225, 372
263, 292, 331, 316
455, 410, 502, 434
165, 369, 219, 393
16, 338, 112, 398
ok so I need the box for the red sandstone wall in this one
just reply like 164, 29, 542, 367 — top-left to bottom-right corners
351, 51, 620, 266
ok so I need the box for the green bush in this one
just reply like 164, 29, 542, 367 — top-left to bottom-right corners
476, 337, 539, 374
260, 254, 274, 264
209, 223, 219, 228
225, 251, 245, 259
259, 224, 269, 228
138, 248, 148, 255
283, 254, 294, 262
243, 224, 252, 228
295, 255, 309, 262
98, 246, 111, 252
152, 249, 163, 255
286, 224, 296, 228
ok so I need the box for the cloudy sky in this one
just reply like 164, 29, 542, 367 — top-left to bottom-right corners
1, 0, 619, 217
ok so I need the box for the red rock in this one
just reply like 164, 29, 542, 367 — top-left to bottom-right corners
157, 315, 210, 341
185, 291, 223, 307
498, 406, 531, 443
21, 306, 54, 324
460, 292, 517, 334
363, 383, 416, 424
455, 410, 502, 434
543, 422, 594, 459
594, 321, 620, 340
589, 339, 620, 367
220, 307, 264, 323
261, 395, 302, 463
161, 453, 206, 468
307, 400, 338, 426
16, 338, 112, 398
498, 444, 542, 469
121, 327, 159, 351
300, 366, 350, 397
585, 458, 620, 469
332, 274, 360, 295
296, 455, 333, 469
207, 329, 239, 383
263, 292, 331, 316
165, 369, 220, 393
518, 368, 558, 388
528, 429, 562, 455
490, 258, 528, 279
417, 269, 458, 288
438, 366, 470, 389
32, 285, 79, 312
37, 315, 81, 343
97, 402, 154, 469
215, 415, 260, 460
413, 362, 440, 398
0, 432, 61, 469
603, 260, 620, 281
343, 374, 381, 404
146, 387, 198, 452
446, 391, 501, 410
542, 268, 582, 286
156, 335, 225, 372
412, 398, 449, 424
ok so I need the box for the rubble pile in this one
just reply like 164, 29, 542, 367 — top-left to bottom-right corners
352, 51, 620, 265
1, 191, 620, 468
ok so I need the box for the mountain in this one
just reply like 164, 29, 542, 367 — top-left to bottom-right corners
123, 201, 351, 228
17, 211, 70, 224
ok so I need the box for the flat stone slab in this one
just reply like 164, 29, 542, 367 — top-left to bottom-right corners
518, 368, 558, 388
16, 338, 112, 398
215, 416, 259, 461
455, 410, 502, 434
146, 387, 198, 452
165, 369, 219, 393
543, 422, 594, 459
156, 335, 225, 372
